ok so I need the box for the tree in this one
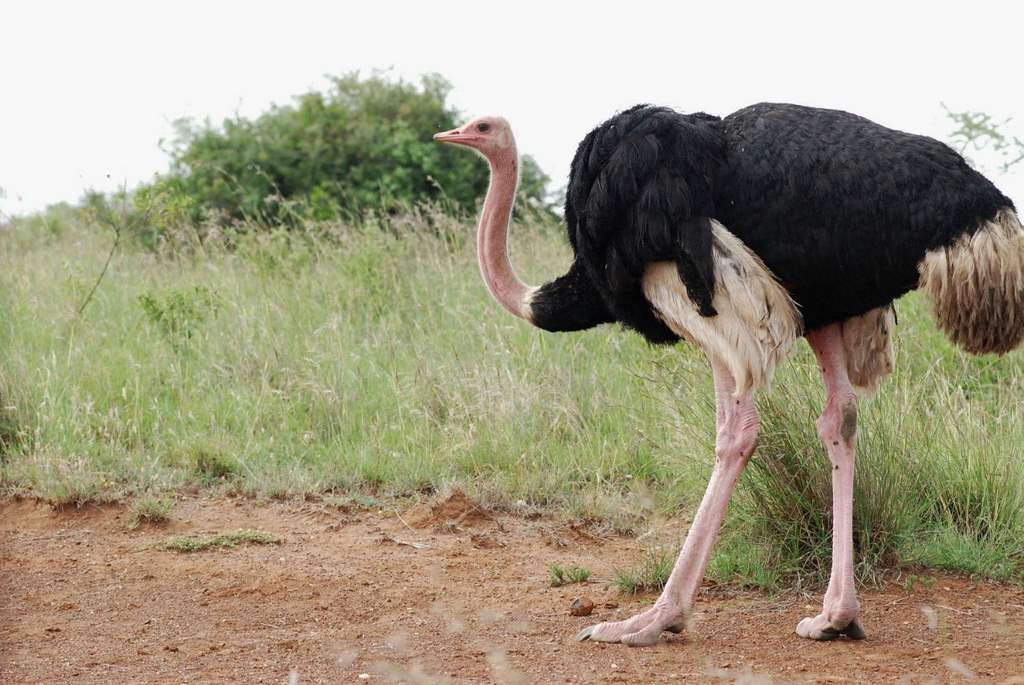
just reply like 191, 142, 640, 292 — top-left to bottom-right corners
152, 72, 551, 224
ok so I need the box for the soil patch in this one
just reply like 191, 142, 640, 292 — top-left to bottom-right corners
402, 488, 493, 529
2, 496, 1023, 683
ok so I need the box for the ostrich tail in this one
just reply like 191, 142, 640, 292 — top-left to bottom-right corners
918, 208, 1024, 355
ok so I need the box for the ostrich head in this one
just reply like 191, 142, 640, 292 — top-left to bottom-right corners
433, 116, 515, 159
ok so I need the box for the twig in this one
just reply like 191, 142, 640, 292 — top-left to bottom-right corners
76, 225, 121, 316
75, 186, 157, 317
393, 507, 420, 535
379, 533, 434, 550
75, 187, 142, 317
935, 604, 969, 615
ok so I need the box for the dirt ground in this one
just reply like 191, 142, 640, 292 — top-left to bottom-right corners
2, 494, 1023, 684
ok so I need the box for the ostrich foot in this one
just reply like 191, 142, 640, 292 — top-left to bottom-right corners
575, 604, 686, 647
795, 612, 866, 641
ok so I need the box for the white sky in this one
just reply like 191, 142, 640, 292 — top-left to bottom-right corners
2, 0, 1023, 218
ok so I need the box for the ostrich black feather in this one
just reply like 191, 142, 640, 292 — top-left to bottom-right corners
537, 103, 1015, 342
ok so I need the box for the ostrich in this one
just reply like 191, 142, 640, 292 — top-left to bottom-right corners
434, 103, 1024, 646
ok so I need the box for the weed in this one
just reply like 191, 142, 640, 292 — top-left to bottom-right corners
128, 494, 174, 528
614, 547, 675, 594
899, 573, 937, 594
0, 402, 20, 462
707, 532, 788, 592
138, 285, 221, 351
154, 529, 281, 552
549, 564, 592, 587
907, 527, 1024, 581
192, 450, 238, 484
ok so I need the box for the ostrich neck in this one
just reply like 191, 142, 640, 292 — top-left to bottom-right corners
478, 148, 535, 321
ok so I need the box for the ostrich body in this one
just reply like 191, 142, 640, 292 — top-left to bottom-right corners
434, 104, 1024, 646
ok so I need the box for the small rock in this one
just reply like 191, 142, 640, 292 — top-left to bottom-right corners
570, 597, 595, 617
358, 674, 370, 680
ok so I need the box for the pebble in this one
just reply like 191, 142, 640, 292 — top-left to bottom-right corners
570, 597, 595, 616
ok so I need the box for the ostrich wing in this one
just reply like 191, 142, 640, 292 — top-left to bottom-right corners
565, 106, 727, 342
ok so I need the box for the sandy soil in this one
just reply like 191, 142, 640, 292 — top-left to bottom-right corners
2, 493, 1023, 684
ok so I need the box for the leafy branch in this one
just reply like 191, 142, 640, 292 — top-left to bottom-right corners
944, 105, 1024, 173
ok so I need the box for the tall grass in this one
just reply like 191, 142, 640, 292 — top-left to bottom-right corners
1, 209, 1022, 585
0, 209, 688, 524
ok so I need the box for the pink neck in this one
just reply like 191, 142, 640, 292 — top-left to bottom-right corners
477, 146, 535, 321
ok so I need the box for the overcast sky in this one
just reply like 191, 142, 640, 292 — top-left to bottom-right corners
2, 0, 1022, 218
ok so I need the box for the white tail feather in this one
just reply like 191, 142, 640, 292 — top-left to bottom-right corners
918, 208, 1024, 355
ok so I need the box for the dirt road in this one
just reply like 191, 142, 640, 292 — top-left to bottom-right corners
2, 494, 1022, 683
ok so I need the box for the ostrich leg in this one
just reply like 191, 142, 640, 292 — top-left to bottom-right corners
577, 361, 759, 646
796, 324, 866, 640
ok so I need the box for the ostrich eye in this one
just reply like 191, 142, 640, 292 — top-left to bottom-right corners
477, 122, 491, 133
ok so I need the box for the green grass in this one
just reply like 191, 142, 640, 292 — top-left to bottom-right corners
549, 564, 592, 587
0, 209, 688, 517
614, 547, 675, 594
128, 493, 174, 528
154, 529, 281, 552
2, 208, 1023, 587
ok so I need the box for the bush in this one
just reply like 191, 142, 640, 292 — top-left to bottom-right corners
154, 71, 551, 225
138, 285, 222, 352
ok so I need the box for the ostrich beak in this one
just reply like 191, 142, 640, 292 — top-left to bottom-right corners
433, 128, 474, 146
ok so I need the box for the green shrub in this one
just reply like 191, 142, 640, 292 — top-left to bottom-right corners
156, 72, 551, 225
138, 285, 221, 351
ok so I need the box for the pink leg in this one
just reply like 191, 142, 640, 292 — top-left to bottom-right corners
577, 361, 759, 646
796, 324, 866, 640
